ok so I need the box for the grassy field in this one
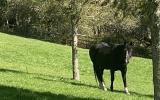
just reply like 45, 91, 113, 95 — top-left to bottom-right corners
0, 32, 153, 100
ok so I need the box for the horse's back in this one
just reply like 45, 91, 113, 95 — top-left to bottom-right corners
89, 42, 113, 66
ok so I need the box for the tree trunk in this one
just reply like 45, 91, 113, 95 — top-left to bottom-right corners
71, 13, 79, 80
72, 27, 80, 80
69, 0, 80, 81
151, 1, 160, 100
151, 25, 160, 100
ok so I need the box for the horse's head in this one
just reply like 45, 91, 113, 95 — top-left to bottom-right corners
123, 42, 133, 64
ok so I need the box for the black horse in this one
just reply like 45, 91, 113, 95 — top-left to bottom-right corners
89, 42, 133, 94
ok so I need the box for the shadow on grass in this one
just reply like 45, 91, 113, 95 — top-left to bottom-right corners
0, 68, 97, 89
35, 76, 97, 89
0, 68, 24, 74
0, 85, 98, 100
0, 68, 154, 99
110, 89, 153, 98
0, 68, 51, 77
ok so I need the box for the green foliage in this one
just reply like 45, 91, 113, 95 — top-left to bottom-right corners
0, 0, 7, 27
0, 0, 71, 37
5, 0, 37, 34
0, 0, 7, 7
133, 46, 152, 58
79, 0, 153, 48
36, 0, 71, 35
0, 32, 153, 100
79, 1, 142, 44
0, 0, 153, 49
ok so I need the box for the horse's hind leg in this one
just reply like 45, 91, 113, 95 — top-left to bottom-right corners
110, 70, 115, 91
95, 67, 107, 91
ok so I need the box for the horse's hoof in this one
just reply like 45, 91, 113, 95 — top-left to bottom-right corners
99, 82, 107, 91
103, 87, 107, 91
125, 92, 130, 95
124, 87, 130, 95
99, 86, 107, 91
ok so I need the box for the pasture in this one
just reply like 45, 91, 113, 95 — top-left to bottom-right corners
0, 32, 153, 100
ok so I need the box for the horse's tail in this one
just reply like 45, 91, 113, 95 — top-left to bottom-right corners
89, 46, 96, 62
89, 46, 98, 85
93, 65, 98, 85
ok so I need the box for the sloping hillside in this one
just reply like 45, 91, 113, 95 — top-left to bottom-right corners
0, 32, 153, 100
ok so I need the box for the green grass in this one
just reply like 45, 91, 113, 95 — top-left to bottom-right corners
0, 32, 153, 100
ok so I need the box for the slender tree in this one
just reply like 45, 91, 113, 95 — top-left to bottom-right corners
139, 0, 160, 99
150, 1, 160, 99
70, 0, 88, 80
71, 22, 79, 80
70, 0, 79, 80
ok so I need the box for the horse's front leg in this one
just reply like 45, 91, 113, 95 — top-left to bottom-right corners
121, 68, 130, 94
110, 70, 115, 91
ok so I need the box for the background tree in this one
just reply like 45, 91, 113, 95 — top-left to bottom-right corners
150, 1, 160, 99
0, 0, 7, 28
70, 0, 79, 80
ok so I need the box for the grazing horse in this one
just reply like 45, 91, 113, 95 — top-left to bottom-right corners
89, 42, 133, 94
